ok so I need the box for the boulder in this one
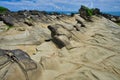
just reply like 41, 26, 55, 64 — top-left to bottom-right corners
48, 24, 72, 38
53, 35, 71, 49
74, 14, 85, 23
79, 5, 101, 22
79, 5, 90, 20
48, 24, 72, 48
0, 49, 43, 80
101, 13, 120, 23
0, 15, 15, 26
75, 14, 86, 27
92, 8, 101, 15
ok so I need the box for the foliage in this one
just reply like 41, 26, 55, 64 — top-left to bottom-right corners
87, 9, 93, 16
0, 6, 9, 14
81, 5, 94, 16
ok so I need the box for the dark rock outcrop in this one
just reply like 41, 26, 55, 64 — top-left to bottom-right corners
79, 5, 120, 23
0, 10, 68, 27
0, 49, 42, 80
101, 13, 120, 23
0, 15, 15, 26
93, 8, 100, 15
79, 5, 93, 21
48, 24, 72, 48
74, 14, 86, 31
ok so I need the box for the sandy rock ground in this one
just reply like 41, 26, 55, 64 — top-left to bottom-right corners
0, 15, 120, 80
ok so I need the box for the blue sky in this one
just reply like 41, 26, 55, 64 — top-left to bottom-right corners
0, 0, 120, 12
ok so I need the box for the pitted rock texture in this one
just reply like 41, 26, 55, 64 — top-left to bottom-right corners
0, 12, 120, 80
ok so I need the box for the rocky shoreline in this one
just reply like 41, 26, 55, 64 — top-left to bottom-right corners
0, 6, 120, 80
0, 6, 120, 28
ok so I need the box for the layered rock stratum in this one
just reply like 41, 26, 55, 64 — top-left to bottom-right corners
0, 8, 120, 80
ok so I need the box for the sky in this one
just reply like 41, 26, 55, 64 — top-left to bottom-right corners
0, 0, 120, 12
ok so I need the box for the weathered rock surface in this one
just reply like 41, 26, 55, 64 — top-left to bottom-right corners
101, 13, 120, 23
0, 21, 8, 32
0, 10, 70, 27
31, 15, 120, 80
0, 9, 120, 80
0, 49, 43, 80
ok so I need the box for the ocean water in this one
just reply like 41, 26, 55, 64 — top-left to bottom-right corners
46, 11, 78, 15
103, 11, 120, 16
57, 11, 78, 15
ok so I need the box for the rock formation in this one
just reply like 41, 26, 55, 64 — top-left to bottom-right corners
0, 49, 42, 80
79, 5, 120, 23
0, 6, 120, 80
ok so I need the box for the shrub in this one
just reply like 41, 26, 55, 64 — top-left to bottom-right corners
87, 9, 93, 16
0, 6, 9, 14
80, 5, 93, 16
82, 5, 93, 16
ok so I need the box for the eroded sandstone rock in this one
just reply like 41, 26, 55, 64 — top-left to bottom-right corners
0, 49, 43, 80
0, 8, 120, 80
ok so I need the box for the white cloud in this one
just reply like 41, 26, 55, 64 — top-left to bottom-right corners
0, 0, 120, 11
